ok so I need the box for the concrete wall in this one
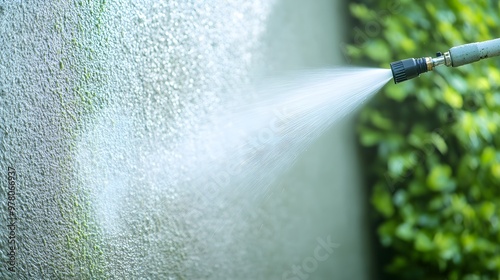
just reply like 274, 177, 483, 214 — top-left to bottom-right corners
0, 0, 371, 279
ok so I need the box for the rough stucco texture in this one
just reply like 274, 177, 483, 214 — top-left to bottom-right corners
0, 0, 370, 279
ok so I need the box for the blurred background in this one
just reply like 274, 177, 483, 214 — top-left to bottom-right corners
352, 0, 500, 279
0, 0, 499, 279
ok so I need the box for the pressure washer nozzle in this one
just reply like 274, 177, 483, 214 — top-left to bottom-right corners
389, 38, 500, 84
390, 57, 431, 84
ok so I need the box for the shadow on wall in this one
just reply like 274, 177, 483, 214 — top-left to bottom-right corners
202, 0, 373, 279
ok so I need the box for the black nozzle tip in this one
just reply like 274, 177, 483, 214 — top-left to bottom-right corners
390, 58, 429, 84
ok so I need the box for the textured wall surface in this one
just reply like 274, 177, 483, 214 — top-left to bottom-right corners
0, 0, 370, 279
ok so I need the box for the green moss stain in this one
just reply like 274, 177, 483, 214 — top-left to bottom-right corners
50, 0, 111, 278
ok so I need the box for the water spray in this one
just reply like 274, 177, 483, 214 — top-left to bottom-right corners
390, 38, 500, 83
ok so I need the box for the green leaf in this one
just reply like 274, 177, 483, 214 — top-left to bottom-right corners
460, 233, 476, 253
359, 129, 382, 146
415, 231, 434, 251
349, 4, 373, 21
365, 40, 391, 63
491, 163, 500, 179
396, 222, 415, 241
434, 232, 459, 260
416, 88, 436, 108
426, 165, 456, 192
480, 146, 495, 165
431, 132, 448, 154
478, 202, 495, 220
443, 87, 463, 108
370, 111, 393, 130
371, 184, 394, 218
378, 220, 397, 246
385, 83, 408, 101
388, 155, 405, 177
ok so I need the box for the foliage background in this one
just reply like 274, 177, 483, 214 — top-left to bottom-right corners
349, 0, 500, 279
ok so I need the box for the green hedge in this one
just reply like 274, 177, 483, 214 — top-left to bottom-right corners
350, 0, 500, 279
